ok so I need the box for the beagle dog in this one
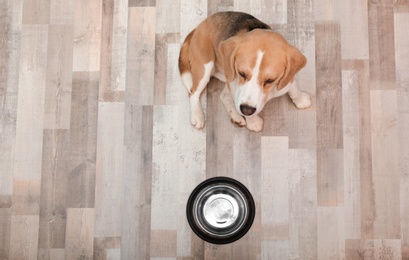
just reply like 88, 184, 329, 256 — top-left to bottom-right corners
179, 12, 311, 132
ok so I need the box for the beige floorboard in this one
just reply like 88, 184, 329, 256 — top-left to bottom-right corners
1, 1, 409, 259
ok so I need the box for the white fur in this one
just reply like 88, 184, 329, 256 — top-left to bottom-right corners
189, 61, 214, 129
235, 51, 265, 115
181, 72, 193, 93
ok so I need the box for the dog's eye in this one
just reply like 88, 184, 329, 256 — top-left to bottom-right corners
264, 78, 276, 86
238, 71, 247, 80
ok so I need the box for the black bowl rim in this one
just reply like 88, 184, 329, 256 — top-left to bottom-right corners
186, 176, 256, 244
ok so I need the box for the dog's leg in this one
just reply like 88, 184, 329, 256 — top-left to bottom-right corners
245, 115, 264, 132
189, 61, 214, 129
288, 81, 312, 109
220, 85, 246, 127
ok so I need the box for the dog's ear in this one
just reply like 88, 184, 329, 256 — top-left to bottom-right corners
276, 47, 306, 90
218, 37, 238, 82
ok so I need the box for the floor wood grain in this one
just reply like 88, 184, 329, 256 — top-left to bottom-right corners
1, 0, 409, 259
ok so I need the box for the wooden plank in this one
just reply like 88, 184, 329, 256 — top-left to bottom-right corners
0, 0, 23, 197
44, 24, 74, 129
287, 109, 316, 149
317, 149, 344, 206
154, 33, 180, 105
232, 131, 262, 259
73, 0, 102, 71
155, 0, 180, 33
395, 12, 409, 258
126, 7, 156, 105
0, 209, 11, 260
151, 105, 180, 231
49, 0, 74, 25
368, 1, 396, 90
150, 230, 177, 258
93, 237, 121, 260
22, 0, 51, 24
315, 21, 343, 149
67, 72, 99, 208
65, 208, 94, 260
314, 0, 339, 21
12, 180, 41, 215
129, 0, 156, 7
342, 69, 361, 239
208, 0, 234, 15
99, 0, 128, 102
261, 136, 289, 241
288, 149, 317, 259
339, 0, 369, 60
205, 79, 235, 179
38, 130, 70, 249
9, 215, 40, 260
121, 104, 153, 260
94, 102, 124, 238
262, 241, 288, 260
14, 25, 48, 181
370, 90, 400, 239
180, 0, 207, 40
346, 239, 402, 259
317, 207, 345, 260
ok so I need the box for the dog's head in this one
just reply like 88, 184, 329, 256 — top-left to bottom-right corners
218, 29, 306, 117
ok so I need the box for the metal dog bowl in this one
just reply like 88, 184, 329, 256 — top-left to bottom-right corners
186, 177, 255, 244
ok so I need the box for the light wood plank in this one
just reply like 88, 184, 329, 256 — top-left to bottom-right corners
180, 0, 207, 40
339, 0, 369, 60
44, 24, 73, 129
315, 21, 343, 149
126, 7, 156, 104
261, 136, 289, 241
155, 0, 180, 33
346, 239, 402, 259
94, 102, 124, 238
14, 25, 48, 181
9, 215, 40, 260
67, 72, 99, 208
0, 0, 23, 194
12, 180, 41, 216
368, 1, 396, 90
262, 240, 288, 260
342, 69, 361, 239
49, 0, 74, 25
0, 209, 11, 260
370, 90, 400, 239
317, 149, 344, 206
65, 208, 94, 260
395, 12, 409, 258
151, 105, 180, 231
38, 130, 70, 249
73, 0, 102, 71
121, 104, 153, 260
317, 207, 345, 260
288, 149, 317, 259
22, 0, 51, 24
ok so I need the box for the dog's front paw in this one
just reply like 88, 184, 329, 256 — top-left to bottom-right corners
292, 92, 312, 109
191, 110, 205, 129
231, 113, 246, 127
245, 115, 263, 132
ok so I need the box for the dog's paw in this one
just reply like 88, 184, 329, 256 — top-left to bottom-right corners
191, 110, 205, 129
231, 113, 246, 127
292, 92, 312, 109
245, 115, 263, 132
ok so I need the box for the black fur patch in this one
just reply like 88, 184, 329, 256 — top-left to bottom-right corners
221, 12, 271, 40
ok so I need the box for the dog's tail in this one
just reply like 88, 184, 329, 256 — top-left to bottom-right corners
179, 30, 195, 93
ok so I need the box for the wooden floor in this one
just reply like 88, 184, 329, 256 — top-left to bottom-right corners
1, 0, 409, 259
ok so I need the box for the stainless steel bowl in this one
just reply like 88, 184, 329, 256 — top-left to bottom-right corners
186, 177, 255, 244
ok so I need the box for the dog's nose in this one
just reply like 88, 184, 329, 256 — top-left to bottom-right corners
240, 104, 257, 116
